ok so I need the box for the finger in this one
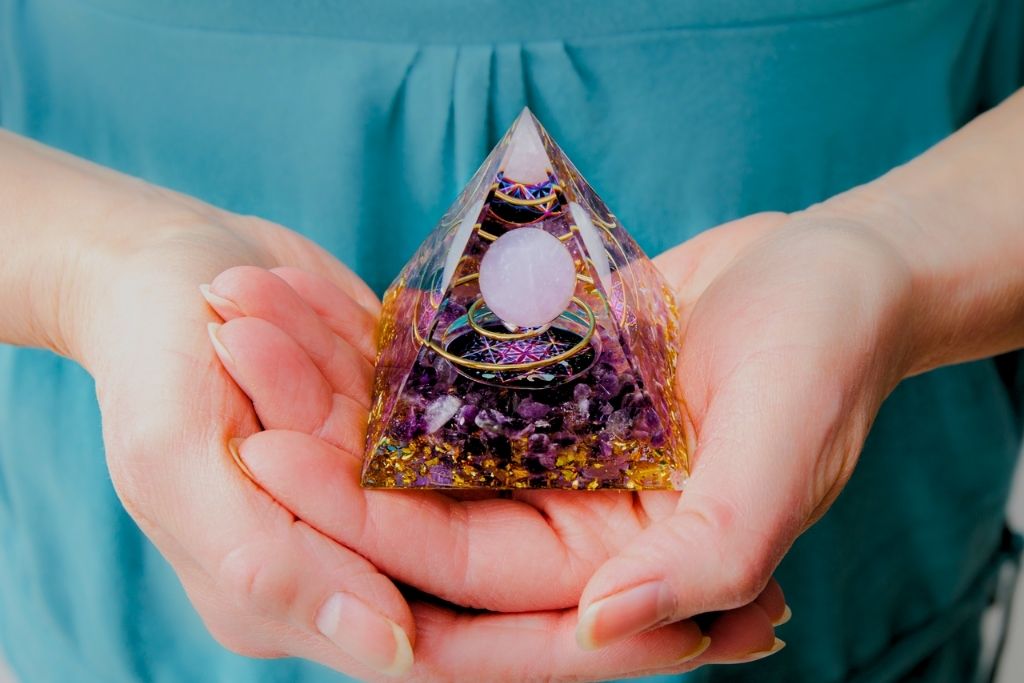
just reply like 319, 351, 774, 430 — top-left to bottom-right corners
177, 545, 418, 681
410, 604, 709, 682
575, 364, 817, 649
271, 265, 380, 361
235, 429, 586, 612
160, 469, 418, 680
210, 317, 370, 436
755, 578, 790, 627
216, 517, 415, 677
630, 601, 783, 679
276, 260, 382, 320
103, 353, 414, 678
697, 602, 785, 665
252, 222, 383, 318
206, 266, 376, 382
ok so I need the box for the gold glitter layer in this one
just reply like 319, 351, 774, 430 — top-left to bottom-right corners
362, 432, 683, 490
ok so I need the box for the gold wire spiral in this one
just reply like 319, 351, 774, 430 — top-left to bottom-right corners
412, 181, 598, 373
492, 186, 562, 207
465, 298, 551, 340
411, 293, 597, 373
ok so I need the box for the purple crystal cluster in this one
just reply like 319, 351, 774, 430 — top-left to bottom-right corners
366, 320, 673, 488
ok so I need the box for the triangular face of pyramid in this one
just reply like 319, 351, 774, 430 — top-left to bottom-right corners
363, 109, 688, 490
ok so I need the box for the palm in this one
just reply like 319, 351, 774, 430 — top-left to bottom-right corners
206, 257, 656, 612
87, 218, 429, 672
212, 215, 840, 668
177, 217, 736, 679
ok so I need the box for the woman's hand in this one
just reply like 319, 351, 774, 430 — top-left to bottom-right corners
574, 208, 915, 649
213, 253, 807, 683
576, 85, 1024, 652
76, 206, 432, 678
81, 209, 730, 680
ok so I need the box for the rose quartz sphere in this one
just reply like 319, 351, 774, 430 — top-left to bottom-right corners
478, 227, 577, 328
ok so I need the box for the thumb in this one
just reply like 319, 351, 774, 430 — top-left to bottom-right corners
653, 211, 788, 318
575, 356, 828, 652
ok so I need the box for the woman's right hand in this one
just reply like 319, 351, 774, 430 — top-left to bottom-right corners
76, 207, 729, 680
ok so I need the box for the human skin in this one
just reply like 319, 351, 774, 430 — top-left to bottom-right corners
206, 85, 1024, 680
0, 129, 786, 681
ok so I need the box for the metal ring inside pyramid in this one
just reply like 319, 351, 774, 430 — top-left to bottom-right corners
412, 294, 597, 373
492, 185, 561, 207
465, 298, 551, 340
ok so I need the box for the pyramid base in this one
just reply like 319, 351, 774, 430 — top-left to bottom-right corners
361, 434, 686, 490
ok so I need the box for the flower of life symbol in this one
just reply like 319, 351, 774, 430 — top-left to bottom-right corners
463, 331, 570, 365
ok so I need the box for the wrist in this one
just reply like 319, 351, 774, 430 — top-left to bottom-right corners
0, 130, 220, 364
823, 92, 1024, 377
821, 169, 1024, 378
806, 182, 939, 379
60, 198, 218, 371
772, 193, 919, 391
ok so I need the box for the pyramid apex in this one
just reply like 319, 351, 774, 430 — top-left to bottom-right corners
513, 105, 536, 120
501, 108, 550, 183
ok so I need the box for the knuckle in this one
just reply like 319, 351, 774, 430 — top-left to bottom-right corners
218, 543, 298, 617
185, 578, 284, 659
718, 554, 771, 606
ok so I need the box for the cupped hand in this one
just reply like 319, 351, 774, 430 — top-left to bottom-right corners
219, 202, 916, 676
574, 206, 915, 651
73, 195, 720, 681
209, 223, 852, 678
76, 206, 421, 678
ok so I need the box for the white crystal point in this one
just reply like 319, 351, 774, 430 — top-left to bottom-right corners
568, 201, 612, 290
442, 197, 486, 290
479, 227, 576, 328
501, 108, 551, 183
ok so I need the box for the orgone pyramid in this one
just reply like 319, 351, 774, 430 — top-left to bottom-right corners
362, 109, 688, 490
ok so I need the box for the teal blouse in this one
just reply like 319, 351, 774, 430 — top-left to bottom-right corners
1, 1, 1022, 681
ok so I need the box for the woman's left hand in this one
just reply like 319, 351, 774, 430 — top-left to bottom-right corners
574, 206, 916, 654
573, 88, 1024, 658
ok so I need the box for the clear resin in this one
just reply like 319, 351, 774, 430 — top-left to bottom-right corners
362, 109, 688, 490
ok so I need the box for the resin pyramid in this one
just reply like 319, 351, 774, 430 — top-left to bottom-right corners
362, 109, 688, 490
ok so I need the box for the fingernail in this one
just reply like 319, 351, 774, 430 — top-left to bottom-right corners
773, 605, 792, 627
199, 284, 244, 319
676, 635, 712, 664
207, 322, 233, 366
226, 437, 257, 483
576, 580, 677, 650
315, 592, 413, 677
737, 637, 786, 663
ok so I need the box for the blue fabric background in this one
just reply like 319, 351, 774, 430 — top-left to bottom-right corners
1, 1, 1022, 680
